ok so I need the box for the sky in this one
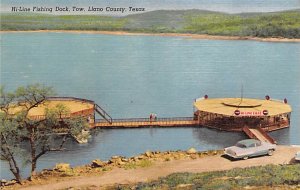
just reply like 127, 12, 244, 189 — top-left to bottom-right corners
1, 0, 300, 14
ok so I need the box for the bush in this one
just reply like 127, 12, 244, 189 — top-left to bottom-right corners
116, 164, 300, 189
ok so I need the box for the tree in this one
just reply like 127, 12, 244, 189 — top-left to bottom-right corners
0, 112, 23, 183
0, 84, 89, 182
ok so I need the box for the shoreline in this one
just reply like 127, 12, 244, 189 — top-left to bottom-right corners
3, 146, 300, 189
1, 30, 300, 42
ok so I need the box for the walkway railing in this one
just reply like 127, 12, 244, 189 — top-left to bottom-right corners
256, 126, 277, 144
45, 97, 113, 124
242, 126, 255, 139
95, 117, 194, 123
243, 126, 276, 144
95, 104, 113, 124
94, 117, 196, 128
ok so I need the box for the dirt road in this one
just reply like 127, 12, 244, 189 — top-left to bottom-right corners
18, 145, 300, 190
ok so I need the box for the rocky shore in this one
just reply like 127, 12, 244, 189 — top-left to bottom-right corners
2, 145, 299, 190
1, 148, 223, 188
90, 148, 222, 169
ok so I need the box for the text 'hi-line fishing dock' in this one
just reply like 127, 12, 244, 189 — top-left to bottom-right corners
22, 96, 292, 144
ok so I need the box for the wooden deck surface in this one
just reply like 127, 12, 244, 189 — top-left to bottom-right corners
6, 97, 95, 119
94, 119, 198, 128
249, 128, 269, 142
243, 126, 276, 144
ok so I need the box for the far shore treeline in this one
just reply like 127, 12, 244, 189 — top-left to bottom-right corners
1, 9, 300, 38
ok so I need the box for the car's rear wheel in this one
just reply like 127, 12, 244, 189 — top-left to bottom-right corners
268, 149, 274, 156
243, 156, 249, 160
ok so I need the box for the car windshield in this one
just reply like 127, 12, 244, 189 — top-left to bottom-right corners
235, 143, 247, 148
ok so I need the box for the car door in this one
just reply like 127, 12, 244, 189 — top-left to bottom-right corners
253, 141, 267, 156
245, 143, 257, 157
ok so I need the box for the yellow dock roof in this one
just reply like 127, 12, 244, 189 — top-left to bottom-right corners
194, 98, 292, 116
5, 97, 95, 117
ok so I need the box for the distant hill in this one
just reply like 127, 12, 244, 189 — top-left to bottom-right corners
124, 10, 226, 31
1, 9, 300, 38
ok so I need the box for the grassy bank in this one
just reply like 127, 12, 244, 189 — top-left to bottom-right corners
1, 9, 300, 38
0, 14, 128, 31
116, 164, 300, 190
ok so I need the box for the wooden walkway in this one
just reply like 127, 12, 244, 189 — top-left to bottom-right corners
248, 128, 268, 142
243, 126, 276, 144
93, 117, 198, 128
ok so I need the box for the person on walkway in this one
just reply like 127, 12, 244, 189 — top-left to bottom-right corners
154, 113, 157, 121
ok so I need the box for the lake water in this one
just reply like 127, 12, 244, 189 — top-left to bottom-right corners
1, 32, 299, 179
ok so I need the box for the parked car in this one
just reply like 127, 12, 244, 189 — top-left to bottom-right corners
295, 151, 300, 162
224, 139, 276, 160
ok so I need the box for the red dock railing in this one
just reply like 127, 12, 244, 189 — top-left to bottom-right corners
94, 117, 197, 128
243, 126, 276, 144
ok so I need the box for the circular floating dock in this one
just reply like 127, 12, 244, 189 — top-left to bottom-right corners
7, 97, 95, 119
193, 97, 292, 131
194, 98, 292, 116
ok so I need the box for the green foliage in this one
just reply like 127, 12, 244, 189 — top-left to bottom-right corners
1, 10, 300, 38
0, 84, 89, 181
117, 164, 300, 189
0, 112, 25, 160
1, 13, 128, 31
183, 11, 300, 38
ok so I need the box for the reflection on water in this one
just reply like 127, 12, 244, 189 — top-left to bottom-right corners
192, 128, 247, 147
269, 128, 290, 145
